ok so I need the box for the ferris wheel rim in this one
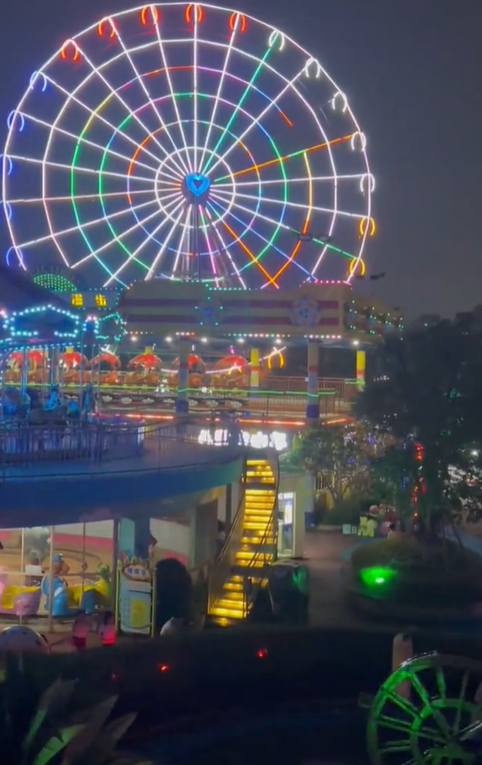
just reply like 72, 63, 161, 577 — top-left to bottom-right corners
1, 2, 373, 288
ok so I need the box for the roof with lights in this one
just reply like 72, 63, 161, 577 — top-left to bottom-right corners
0, 262, 65, 312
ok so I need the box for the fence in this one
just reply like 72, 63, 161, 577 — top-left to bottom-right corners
0, 419, 243, 478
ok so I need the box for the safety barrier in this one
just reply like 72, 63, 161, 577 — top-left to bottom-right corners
0, 418, 243, 479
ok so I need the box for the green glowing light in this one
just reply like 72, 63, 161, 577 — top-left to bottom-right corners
359, 567, 397, 589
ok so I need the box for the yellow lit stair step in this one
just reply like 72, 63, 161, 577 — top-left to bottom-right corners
224, 581, 243, 592
210, 606, 244, 619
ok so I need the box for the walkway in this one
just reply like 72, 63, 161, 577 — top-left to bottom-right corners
304, 530, 367, 628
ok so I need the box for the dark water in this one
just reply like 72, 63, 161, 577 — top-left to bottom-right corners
137, 703, 369, 765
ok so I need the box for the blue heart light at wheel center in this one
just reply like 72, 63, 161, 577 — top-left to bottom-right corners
185, 173, 210, 197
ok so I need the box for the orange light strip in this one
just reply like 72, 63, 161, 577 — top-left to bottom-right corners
217, 134, 354, 182
221, 220, 278, 287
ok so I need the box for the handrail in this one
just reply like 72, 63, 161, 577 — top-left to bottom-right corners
207, 462, 247, 614
242, 448, 280, 617
0, 417, 245, 479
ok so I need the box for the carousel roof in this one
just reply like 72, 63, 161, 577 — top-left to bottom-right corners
0, 263, 65, 312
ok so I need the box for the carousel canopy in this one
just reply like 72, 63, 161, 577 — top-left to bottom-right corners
0, 262, 65, 312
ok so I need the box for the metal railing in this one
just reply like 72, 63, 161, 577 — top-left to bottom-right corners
0, 418, 244, 479
207, 468, 247, 615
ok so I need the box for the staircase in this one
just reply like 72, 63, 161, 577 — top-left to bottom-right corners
208, 452, 278, 625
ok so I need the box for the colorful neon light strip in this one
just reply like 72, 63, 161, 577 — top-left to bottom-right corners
70, 67, 292, 284
213, 134, 354, 183
2, 4, 373, 287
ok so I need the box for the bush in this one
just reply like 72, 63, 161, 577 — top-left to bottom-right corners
321, 499, 362, 527
350, 536, 482, 607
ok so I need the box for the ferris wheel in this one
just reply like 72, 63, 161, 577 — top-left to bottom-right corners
1, 3, 375, 290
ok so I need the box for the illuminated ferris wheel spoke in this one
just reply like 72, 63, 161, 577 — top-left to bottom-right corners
20, 111, 160, 178
202, 44, 273, 176
192, 13, 199, 170
153, 21, 192, 173
204, 206, 247, 288
104, 197, 184, 286
213, 134, 354, 183
43, 74, 170, 170
171, 207, 191, 277
2, 5, 373, 286
110, 22, 190, 176
7, 189, 155, 205
16, 196, 160, 252
213, 192, 358, 276
220, 217, 277, 287
213, 173, 366, 189
198, 206, 220, 285
73, 195, 182, 270
206, 62, 311, 178
198, 17, 238, 174
145, 206, 186, 280
208, 197, 312, 279
73, 43, 169, 164
213, 187, 362, 219
8, 153, 156, 186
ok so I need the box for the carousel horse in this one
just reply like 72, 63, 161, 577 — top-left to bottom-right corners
28, 385, 68, 425
1, 387, 30, 420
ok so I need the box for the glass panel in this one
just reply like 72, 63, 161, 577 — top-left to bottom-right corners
278, 493, 294, 557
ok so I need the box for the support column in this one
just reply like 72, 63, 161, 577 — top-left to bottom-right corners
356, 349, 366, 391
188, 500, 218, 570
249, 347, 260, 390
118, 517, 150, 560
175, 338, 190, 415
49, 349, 60, 386
305, 340, 319, 421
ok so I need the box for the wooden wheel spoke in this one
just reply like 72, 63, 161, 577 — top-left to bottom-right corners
378, 715, 446, 745
454, 672, 470, 735
386, 691, 419, 718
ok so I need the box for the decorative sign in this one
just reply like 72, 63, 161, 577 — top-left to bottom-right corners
198, 428, 288, 452
290, 295, 321, 327
117, 556, 153, 636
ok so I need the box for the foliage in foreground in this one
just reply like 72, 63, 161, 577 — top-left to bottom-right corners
0, 657, 152, 765
356, 321, 482, 530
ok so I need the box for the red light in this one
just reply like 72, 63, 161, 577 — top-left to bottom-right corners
97, 19, 116, 38
228, 12, 247, 32
140, 6, 160, 26
256, 648, 268, 659
185, 4, 203, 24
60, 41, 80, 62
157, 663, 169, 672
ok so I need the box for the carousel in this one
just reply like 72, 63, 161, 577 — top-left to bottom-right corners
0, 304, 97, 426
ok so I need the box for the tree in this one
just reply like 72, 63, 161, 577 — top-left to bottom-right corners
357, 320, 482, 532
284, 422, 372, 507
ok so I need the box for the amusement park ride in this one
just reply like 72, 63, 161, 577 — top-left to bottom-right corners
1, 10, 482, 763
0, 0, 402, 424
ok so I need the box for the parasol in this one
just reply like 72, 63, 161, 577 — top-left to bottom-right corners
128, 352, 162, 371
89, 352, 120, 369
59, 350, 88, 370
172, 354, 205, 372
213, 355, 247, 375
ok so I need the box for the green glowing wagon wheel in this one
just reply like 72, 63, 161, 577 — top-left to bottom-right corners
367, 653, 482, 765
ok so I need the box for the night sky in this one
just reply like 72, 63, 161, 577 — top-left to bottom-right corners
0, 0, 480, 318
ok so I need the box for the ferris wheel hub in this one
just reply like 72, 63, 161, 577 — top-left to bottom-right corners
183, 173, 211, 203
